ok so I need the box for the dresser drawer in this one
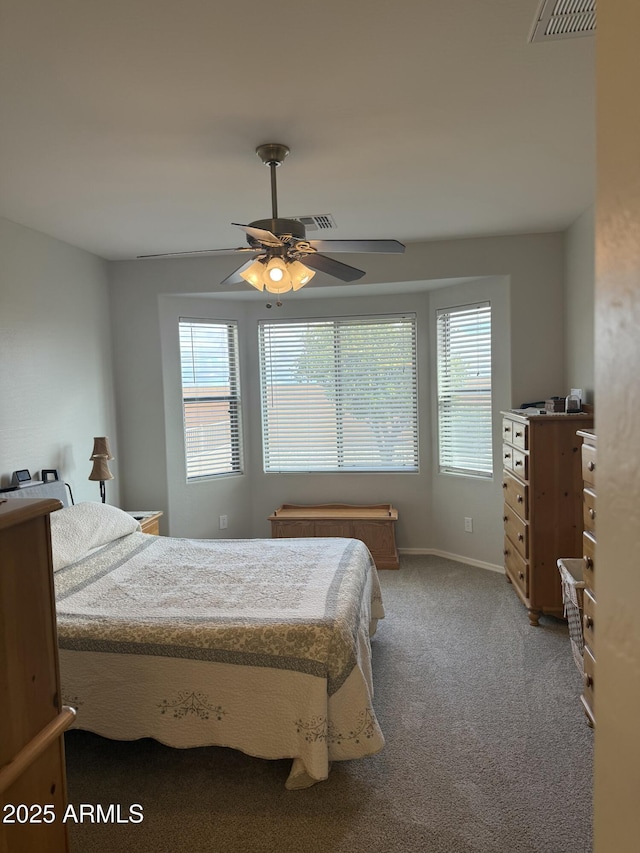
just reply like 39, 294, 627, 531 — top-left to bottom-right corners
503, 504, 528, 559
512, 422, 528, 451
504, 536, 529, 598
583, 587, 596, 653
502, 443, 514, 470
502, 417, 513, 444
502, 472, 529, 518
583, 644, 595, 720
583, 532, 596, 586
582, 444, 597, 487
583, 488, 596, 536
512, 448, 528, 480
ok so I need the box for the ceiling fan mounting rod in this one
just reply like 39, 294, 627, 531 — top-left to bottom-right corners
256, 143, 289, 221
269, 162, 279, 219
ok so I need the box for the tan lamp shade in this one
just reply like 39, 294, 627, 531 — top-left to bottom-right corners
89, 436, 114, 502
88, 457, 114, 482
90, 436, 114, 461
89, 435, 114, 483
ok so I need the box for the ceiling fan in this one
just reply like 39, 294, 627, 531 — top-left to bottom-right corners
137, 143, 405, 294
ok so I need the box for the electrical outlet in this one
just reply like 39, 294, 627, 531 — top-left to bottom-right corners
464, 517, 473, 533
219, 515, 228, 530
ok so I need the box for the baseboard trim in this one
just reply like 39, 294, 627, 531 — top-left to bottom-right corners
398, 548, 504, 574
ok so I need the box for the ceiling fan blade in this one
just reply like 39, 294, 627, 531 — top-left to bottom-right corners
306, 239, 405, 254
232, 223, 283, 247
137, 247, 257, 259
220, 258, 263, 286
301, 252, 366, 282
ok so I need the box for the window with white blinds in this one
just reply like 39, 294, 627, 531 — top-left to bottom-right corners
258, 314, 418, 473
179, 319, 243, 480
436, 302, 493, 478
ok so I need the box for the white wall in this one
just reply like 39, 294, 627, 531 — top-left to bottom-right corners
118, 275, 510, 565
0, 220, 577, 567
565, 206, 595, 404
108, 231, 565, 560
0, 217, 118, 503
427, 276, 511, 567
241, 277, 509, 568
158, 295, 252, 539
243, 290, 434, 550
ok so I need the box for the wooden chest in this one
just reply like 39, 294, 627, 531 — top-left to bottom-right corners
269, 503, 399, 569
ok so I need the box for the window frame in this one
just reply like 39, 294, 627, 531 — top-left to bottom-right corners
258, 313, 419, 474
435, 301, 493, 479
178, 317, 244, 481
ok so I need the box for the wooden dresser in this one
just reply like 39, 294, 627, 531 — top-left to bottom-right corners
269, 503, 399, 569
501, 411, 593, 625
578, 429, 597, 726
0, 499, 75, 852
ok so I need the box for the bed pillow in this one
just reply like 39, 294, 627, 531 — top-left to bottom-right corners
50, 502, 141, 571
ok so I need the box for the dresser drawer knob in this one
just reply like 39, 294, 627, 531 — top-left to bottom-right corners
518, 533, 524, 542
504, 548, 509, 557
518, 572, 524, 581
502, 482, 508, 489
584, 615, 594, 630
504, 453, 511, 459
503, 516, 508, 523
517, 495, 523, 503
588, 461, 595, 472
515, 431, 523, 438
504, 426, 510, 433
584, 673, 594, 689
515, 460, 522, 467
584, 555, 594, 571
589, 508, 596, 520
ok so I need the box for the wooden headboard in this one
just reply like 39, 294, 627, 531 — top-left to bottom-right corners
0, 480, 70, 507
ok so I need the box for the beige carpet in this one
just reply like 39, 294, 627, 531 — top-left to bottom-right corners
64, 555, 593, 852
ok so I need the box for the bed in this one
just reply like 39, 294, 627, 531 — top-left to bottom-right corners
27, 497, 385, 789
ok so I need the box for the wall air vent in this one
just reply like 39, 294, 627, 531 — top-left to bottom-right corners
289, 214, 337, 232
529, 0, 596, 43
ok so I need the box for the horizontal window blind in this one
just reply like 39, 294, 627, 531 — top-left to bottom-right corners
436, 302, 493, 478
259, 314, 418, 473
179, 319, 243, 479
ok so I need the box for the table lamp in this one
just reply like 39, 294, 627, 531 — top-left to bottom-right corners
88, 436, 114, 503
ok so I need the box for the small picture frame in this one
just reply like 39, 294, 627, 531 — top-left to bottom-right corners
11, 469, 31, 486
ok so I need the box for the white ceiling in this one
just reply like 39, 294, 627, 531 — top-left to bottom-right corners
0, 0, 595, 261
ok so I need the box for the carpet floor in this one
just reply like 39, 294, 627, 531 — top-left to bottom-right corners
64, 555, 593, 852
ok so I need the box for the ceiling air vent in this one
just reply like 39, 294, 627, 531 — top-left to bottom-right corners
529, 0, 596, 43
289, 214, 337, 232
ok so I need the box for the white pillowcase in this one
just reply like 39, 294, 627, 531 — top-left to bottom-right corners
50, 502, 141, 571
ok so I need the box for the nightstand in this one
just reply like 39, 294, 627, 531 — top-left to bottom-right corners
127, 510, 163, 535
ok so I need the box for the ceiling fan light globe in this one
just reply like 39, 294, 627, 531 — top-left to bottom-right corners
262, 257, 291, 292
265, 273, 292, 294
265, 257, 287, 281
288, 260, 316, 291
239, 259, 266, 290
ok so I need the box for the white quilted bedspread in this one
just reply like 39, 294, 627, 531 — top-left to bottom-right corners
55, 532, 385, 788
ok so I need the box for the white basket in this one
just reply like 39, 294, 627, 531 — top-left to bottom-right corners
557, 558, 585, 673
